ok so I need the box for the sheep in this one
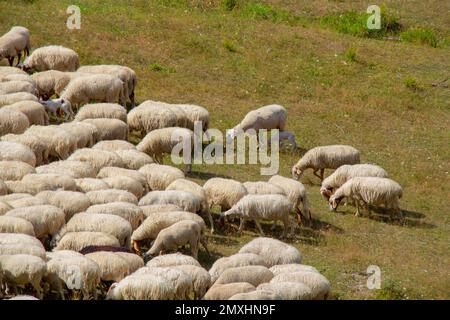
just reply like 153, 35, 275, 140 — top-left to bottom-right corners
320, 164, 389, 199
229, 290, 281, 300
0, 93, 38, 107
171, 264, 211, 299
1, 101, 49, 125
77, 65, 137, 107
208, 253, 267, 283
213, 265, 274, 287
292, 145, 361, 181
68, 148, 125, 173
243, 181, 285, 196
0, 27, 28, 66
20, 45, 79, 72
0, 201, 12, 215
329, 177, 403, 218
203, 178, 248, 213
221, 194, 294, 237
0, 254, 46, 299
0, 80, 37, 95
238, 237, 302, 267
257, 282, 312, 300
151, 101, 189, 128
0, 73, 35, 85
102, 176, 144, 199
0, 66, 27, 76
0, 216, 35, 236
0, 134, 47, 166
58, 122, 96, 149
0, 141, 35, 166
136, 127, 194, 172
0, 179, 7, 196
6, 196, 47, 209
113, 252, 144, 274
75, 178, 110, 193
92, 140, 135, 152
36, 160, 96, 179
268, 175, 311, 222
226, 104, 287, 143
9, 27, 30, 57
35, 190, 90, 220
85, 202, 144, 230
133, 266, 194, 299
270, 271, 331, 300
30, 70, 70, 99
269, 264, 320, 276
106, 274, 175, 300
82, 118, 128, 141
84, 251, 130, 282
166, 178, 214, 233
97, 167, 148, 192
138, 190, 202, 214
5, 205, 65, 239
140, 204, 183, 218
145, 253, 201, 268
0, 233, 46, 259
7, 295, 39, 300
203, 282, 256, 300
0, 109, 30, 135
54, 231, 120, 251
86, 189, 138, 205
174, 103, 210, 133
114, 149, 154, 170
20, 173, 77, 193
127, 101, 178, 135
74, 103, 128, 122
26, 125, 78, 160
138, 163, 185, 190
0, 193, 32, 202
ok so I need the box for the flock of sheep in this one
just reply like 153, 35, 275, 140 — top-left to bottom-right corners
0, 26, 404, 300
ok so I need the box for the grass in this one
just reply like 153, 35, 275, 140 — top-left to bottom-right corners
1, 0, 449, 299
401, 28, 440, 48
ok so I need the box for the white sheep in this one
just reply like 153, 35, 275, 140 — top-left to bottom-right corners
329, 177, 403, 218
54, 231, 120, 251
75, 178, 110, 193
1, 101, 49, 125
0, 180, 7, 196
127, 101, 178, 135
68, 148, 125, 173
203, 282, 256, 300
82, 118, 128, 141
114, 149, 154, 170
92, 140, 135, 152
208, 253, 266, 283
0, 141, 36, 166
30, 70, 70, 99
85, 202, 144, 230
145, 253, 201, 268
238, 237, 302, 267
5, 196, 47, 209
270, 271, 331, 300
106, 274, 175, 300
292, 145, 361, 181
269, 264, 319, 276
0, 161, 35, 181
0, 201, 12, 215
221, 194, 294, 237
213, 265, 273, 287
0, 66, 27, 76
140, 204, 183, 218
138, 163, 185, 190
19, 173, 77, 193
0, 216, 36, 236
0, 233, 46, 259
102, 176, 144, 199
59, 122, 97, 149
86, 189, 138, 206
229, 290, 281, 300
7, 295, 39, 300
36, 160, 96, 179
35, 190, 90, 220
85, 251, 130, 282
257, 282, 312, 300
97, 167, 147, 191
0, 27, 29, 66
0, 92, 38, 107
21, 45, 79, 72
243, 181, 285, 195
113, 252, 144, 274
139, 190, 202, 214
26, 125, 78, 160
0, 80, 36, 95
174, 103, 210, 133
320, 164, 389, 199
0, 133, 47, 165
0, 109, 30, 135
203, 178, 248, 214
171, 264, 211, 299
74, 102, 128, 121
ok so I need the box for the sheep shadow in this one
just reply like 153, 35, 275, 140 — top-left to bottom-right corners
187, 171, 232, 180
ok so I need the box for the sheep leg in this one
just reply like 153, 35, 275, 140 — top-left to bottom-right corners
255, 220, 265, 236
190, 239, 199, 260
237, 218, 245, 235
295, 207, 304, 224
200, 237, 210, 257
32, 279, 43, 300
130, 90, 135, 108
16, 52, 22, 66
131, 240, 141, 254
313, 169, 322, 180
7, 57, 14, 66
206, 210, 214, 234
355, 202, 361, 217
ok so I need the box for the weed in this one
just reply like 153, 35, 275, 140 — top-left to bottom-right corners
344, 46, 357, 62
222, 39, 237, 52
149, 63, 175, 73
401, 28, 439, 48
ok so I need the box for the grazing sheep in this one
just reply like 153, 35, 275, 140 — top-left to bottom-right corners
0, 201, 12, 215
0, 233, 46, 259
75, 103, 128, 122
26, 125, 78, 160
229, 290, 281, 300
30, 70, 70, 99
145, 253, 201, 268
97, 167, 148, 192
102, 176, 144, 199
0, 109, 30, 135
86, 202, 144, 230
0, 216, 35, 236
0, 193, 32, 202
0, 73, 35, 85
35, 190, 90, 220
213, 265, 274, 287
243, 181, 285, 196
138, 163, 184, 190
20, 173, 77, 193
9, 27, 30, 56
0, 80, 37, 95
68, 148, 125, 173
127, 101, 178, 135
0, 27, 29, 66
1, 101, 48, 125
268, 175, 311, 222
321, 164, 389, 199
82, 118, 128, 141
174, 103, 210, 133
0, 161, 35, 181
221, 194, 294, 237
139, 190, 202, 214
0, 93, 38, 107
0, 133, 47, 166
238, 237, 302, 267
171, 264, 211, 299
208, 253, 267, 283
257, 282, 312, 300
86, 189, 138, 205
292, 145, 360, 181
5, 205, 65, 239
0, 254, 46, 299
6, 196, 47, 209
113, 252, 144, 274
137, 127, 194, 172
329, 177, 403, 218
106, 274, 175, 300
146, 101, 188, 128
270, 271, 331, 300
54, 231, 120, 251
85, 251, 130, 282
269, 264, 319, 276
0, 66, 27, 76
203, 282, 255, 300
59, 122, 96, 149
203, 178, 248, 212
115, 149, 154, 170
92, 140, 135, 152
140, 204, 183, 218
0, 141, 36, 166
36, 160, 96, 179
75, 178, 110, 193
21, 45, 79, 72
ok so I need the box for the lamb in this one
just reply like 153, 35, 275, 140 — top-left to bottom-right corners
257, 282, 312, 300
138, 163, 185, 190
54, 231, 120, 251
92, 140, 135, 152
0, 201, 12, 215
238, 237, 302, 267
320, 164, 389, 199
0, 254, 46, 299
292, 145, 360, 181
59, 122, 97, 149
97, 167, 148, 192
243, 181, 285, 196
203, 282, 256, 300
114, 149, 154, 170
1, 101, 49, 125
20, 45, 79, 72
20, 173, 77, 193
102, 176, 144, 199
82, 118, 128, 141
213, 265, 273, 287
229, 290, 281, 300
136, 127, 194, 172
75, 178, 110, 193
0, 233, 46, 259
127, 101, 178, 135
68, 148, 125, 173
85, 251, 130, 282
140, 204, 183, 218
36, 160, 96, 179
268, 175, 311, 222
35, 190, 91, 220
203, 178, 248, 212
85, 202, 144, 230
329, 177, 403, 218
145, 253, 201, 268
26, 125, 78, 160
0, 141, 36, 166
0, 134, 47, 165
86, 189, 138, 205
138, 190, 202, 214
0, 93, 38, 107
0, 27, 29, 66
0, 216, 36, 236
0, 80, 37, 95
208, 253, 267, 283
270, 271, 331, 300
0, 109, 30, 135
221, 194, 294, 237
5, 205, 65, 239
269, 264, 319, 276
106, 274, 175, 300
171, 264, 211, 299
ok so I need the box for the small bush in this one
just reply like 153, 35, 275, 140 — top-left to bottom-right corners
344, 46, 357, 62
222, 39, 237, 52
404, 77, 420, 90
401, 28, 439, 48
149, 63, 175, 73
375, 279, 409, 300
